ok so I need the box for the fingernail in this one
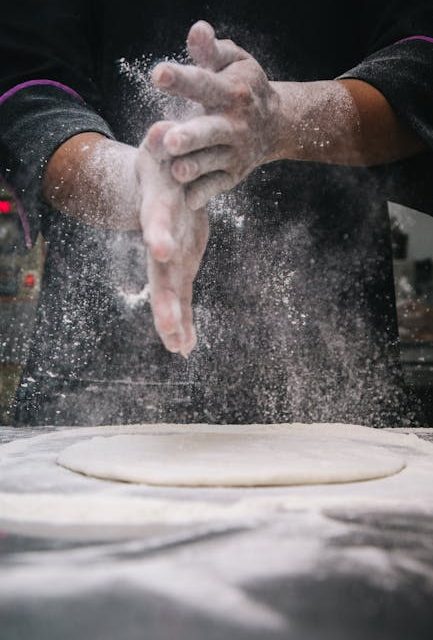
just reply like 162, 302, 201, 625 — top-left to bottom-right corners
155, 67, 174, 87
175, 159, 197, 180
166, 133, 187, 153
179, 346, 189, 359
191, 20, 214, 41
180, 340, 194, 358
147, 233, 176, 263
182, 328, 197, 357
165, 334, 181, 354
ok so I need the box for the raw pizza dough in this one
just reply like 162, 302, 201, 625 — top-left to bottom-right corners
57, 423, 406, 487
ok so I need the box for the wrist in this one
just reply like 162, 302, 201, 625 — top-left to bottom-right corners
93, 140, 141, 230
266, 80, 362, 165
265, 82, 305, 163
261, 83, 288, 164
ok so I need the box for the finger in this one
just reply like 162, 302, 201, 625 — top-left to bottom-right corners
171, 145, 233, 184
194, 207, 211, 255
154, 294, 183, 353
186, 20, 215, 68
163, 115, 233, 156
152, 62, 233, 108
187, 21, 248, 71
179, 283, 196, 357
186, 171, 235, 210
151, 283, 182, 340
177, 214, 209, 356
210, 39, 250, 71
180, 310, 197, 357
177, 207, 209, 355
163, 332, 183, 354
148, 259, 184, 352
141, 191, 178, 263
150, 255, 198, 356
145, 121, 177, 160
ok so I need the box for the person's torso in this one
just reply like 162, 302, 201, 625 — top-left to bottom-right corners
16, 0, 406, 427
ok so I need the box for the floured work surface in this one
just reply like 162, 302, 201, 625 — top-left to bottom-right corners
57, 423, 405, 487
0, 423, 432, 533
2, 424, 433, 640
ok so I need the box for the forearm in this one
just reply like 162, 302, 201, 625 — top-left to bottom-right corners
42, 132, 141, 230
269, 79, 425, 166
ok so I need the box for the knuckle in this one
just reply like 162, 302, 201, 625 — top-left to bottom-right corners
173, 158, 197, 182
186, 159, 199, 178
230, 81, 252, 104
149, 121, 165, 141
144, 121, 168, 153
171, 159, 186, 180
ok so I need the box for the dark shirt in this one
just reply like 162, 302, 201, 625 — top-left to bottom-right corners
1, 1, 433, 426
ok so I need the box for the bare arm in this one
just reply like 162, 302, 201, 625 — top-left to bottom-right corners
269, 78, 425, 166
44, 83, 423, 224
42, 129, 209, 357
42, 132, 141, 230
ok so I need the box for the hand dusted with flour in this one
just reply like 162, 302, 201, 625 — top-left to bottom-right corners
150, 21, 423, 210
138, 123, 209, 355
43, 124, 207, 357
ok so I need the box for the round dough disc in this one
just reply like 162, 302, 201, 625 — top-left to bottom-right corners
57, 424, 406, 487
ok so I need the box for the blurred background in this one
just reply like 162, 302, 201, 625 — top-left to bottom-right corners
390, 203, 433, 425
0, 186, 44, 425
0, 189, 432, 425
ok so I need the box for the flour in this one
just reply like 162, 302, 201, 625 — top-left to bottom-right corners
116, 284, 150, 307
1, 424, 432, 530
118, 51, 198, 137
1, 426, 433, 633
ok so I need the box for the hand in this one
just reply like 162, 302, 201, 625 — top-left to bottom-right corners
136, 121, 209, 356
150, 21, 281, 210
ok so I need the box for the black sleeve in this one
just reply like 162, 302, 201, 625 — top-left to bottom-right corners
338, 1, 433, 216
340, 1, 433, 150
0, 0, 114, 245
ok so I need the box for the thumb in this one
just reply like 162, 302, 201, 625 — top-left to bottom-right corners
144, 120, 177, 161
187, 21, 249, 71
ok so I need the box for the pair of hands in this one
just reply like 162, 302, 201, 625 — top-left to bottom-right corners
136, 21, 280, 356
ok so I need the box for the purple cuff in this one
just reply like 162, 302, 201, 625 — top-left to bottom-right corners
0, 79, 83, 107
396, 35, 433, 46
